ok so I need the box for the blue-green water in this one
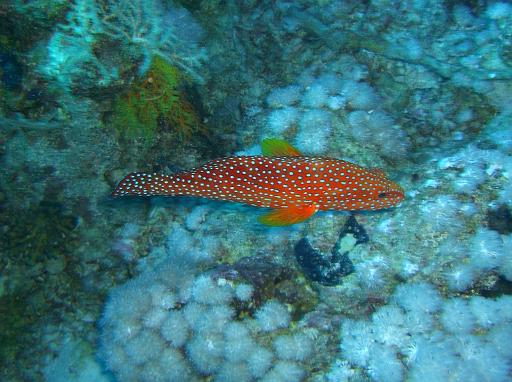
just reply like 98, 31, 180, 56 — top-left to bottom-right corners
1, 1, 512, 381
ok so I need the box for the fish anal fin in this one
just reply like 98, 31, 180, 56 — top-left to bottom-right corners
258, 204, 317, 226
261, 138, 302, 157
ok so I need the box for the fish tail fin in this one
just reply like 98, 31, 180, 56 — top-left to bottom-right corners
111, 172, 174, 197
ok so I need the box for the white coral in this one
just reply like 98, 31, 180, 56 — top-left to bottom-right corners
97, 0, 206, 79
40, 0, 205, 91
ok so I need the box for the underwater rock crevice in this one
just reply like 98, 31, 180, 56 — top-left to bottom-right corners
295, 215, 369, 286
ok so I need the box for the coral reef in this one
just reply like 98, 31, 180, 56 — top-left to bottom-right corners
39, 0, 205, 95
99, 248, 323, 382
327, 282, 512, 382
2, 0, 512, 381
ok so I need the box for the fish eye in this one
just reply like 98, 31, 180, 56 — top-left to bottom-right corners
377, 192, 387, 199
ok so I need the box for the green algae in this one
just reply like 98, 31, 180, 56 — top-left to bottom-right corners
110, 55, 203, 142
0, 1, 69, 52
0, 195, 87, 379
0, 291, 44, 368
3, 200, 78, 262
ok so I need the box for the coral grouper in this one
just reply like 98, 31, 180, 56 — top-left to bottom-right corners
112, 139, 404, 225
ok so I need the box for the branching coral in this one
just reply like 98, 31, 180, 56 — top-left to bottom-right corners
40, 0, 205, 93
97, 0, 206, 80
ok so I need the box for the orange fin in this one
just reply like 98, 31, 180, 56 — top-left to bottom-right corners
370, 168, 387, 178
258, 204, 317, 226
261, 138, 302, 157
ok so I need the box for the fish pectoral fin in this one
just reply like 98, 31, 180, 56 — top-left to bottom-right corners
261, 138, 302, 157
258, 204, 318, 226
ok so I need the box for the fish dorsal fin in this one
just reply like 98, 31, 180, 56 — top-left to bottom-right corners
261, 138, 302, 157
370, 168, 386, 178
258, 204, 317, 226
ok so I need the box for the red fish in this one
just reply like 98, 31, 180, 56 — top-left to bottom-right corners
112, 139, 404, 226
